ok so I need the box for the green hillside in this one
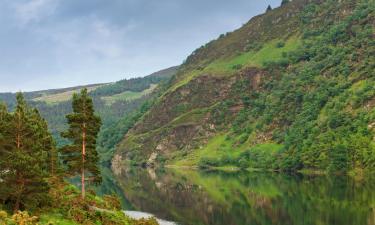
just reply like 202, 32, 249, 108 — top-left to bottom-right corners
33, 84, 104, 104
113, 0, 375, 174
0, 66, 178, 164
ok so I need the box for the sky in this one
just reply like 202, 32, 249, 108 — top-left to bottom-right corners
0, 0, 281, 92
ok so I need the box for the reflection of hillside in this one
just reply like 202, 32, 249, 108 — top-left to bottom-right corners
113, 169, 375, 225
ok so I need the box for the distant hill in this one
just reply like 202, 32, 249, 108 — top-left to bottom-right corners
112, 0, 375, 173
0, 66, 179, 164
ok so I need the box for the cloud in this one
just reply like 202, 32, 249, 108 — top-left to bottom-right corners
12, 0, 59, 25
0, 0, 281, 92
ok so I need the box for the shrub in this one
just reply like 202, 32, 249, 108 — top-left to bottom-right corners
232, 64, 243, 70
198, 157, 220, 169
276, 42, 285, 48
238, 158, 249, 170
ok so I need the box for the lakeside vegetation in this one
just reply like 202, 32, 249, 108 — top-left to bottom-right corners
0, 91, 158, 225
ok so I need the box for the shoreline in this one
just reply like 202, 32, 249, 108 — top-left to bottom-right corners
164, 164, 372, 178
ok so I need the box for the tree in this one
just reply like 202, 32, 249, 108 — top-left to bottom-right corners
61, 89, 102, 199
0, 103, 10, 156
329, 144, 349, 173
266, 5, 272, 12
0, 93, 51, 212
32, 109, 58, 176
281, 0, 290, 6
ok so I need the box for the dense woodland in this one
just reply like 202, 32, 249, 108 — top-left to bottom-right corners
0, 91, 158, 225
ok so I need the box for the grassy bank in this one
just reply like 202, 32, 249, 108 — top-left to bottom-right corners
0, 178, 158, 225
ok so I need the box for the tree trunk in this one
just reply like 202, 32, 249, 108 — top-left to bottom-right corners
81, 123, 86, 199
14, 178, 24, 213
14, 196, 20, 213
81, 165, 85, 199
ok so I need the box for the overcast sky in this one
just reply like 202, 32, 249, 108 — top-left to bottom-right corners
0, 0, 281, 92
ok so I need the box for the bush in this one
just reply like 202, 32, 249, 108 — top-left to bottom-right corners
232, 64, 243, 70
220, 155, 235, 165
276, 42, 285, 48
198, 157, 220, 169
238, 158, 249, 170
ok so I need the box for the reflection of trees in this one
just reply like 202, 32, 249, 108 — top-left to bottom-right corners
113, 169, 375, 225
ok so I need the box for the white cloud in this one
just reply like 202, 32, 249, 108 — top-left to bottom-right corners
12, 0, 59, 25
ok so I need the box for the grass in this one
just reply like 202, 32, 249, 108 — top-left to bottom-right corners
205, 36, 301, 73
171, 130, 283, 169
39, 213, 78, 225
101, 84, 157, 105
0, 179, 158, 225
250, 143, 283, 154
168, 36, 301, 94
169, 108, 208, 127
171, 133, 248, 167
33, 85, 103, 104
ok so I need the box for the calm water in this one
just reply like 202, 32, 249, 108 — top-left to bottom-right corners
96, 167, 375, 225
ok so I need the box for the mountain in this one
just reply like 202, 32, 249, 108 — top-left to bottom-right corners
0, 66, 178, 164
112, 0, 374, 174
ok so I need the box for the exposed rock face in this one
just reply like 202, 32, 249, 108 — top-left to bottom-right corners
113, 68, 266, 167
111, 154, 124, 176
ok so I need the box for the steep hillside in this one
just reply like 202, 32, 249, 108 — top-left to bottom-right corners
113, 0, 374, 174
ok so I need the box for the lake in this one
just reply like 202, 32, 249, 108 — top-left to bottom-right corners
96, 167, 375, 225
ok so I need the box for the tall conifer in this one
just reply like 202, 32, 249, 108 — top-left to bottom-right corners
61, 89, 102, 198
0, 93, 51, 212
266, 5, 272, 12
0, 103, 10, 155
32, 109, 58, 176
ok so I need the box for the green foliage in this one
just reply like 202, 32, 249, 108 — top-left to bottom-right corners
0, 93, 54, 212
281, 0, 290, 6
91, 73, 170, 97
97, 100, 154, 165
276, 41, 285, 48
226, 0, 375, 172
101, 84, 157, 105
0, 67, 176, 168
173, 0, 375, 174
0, 179, 160, 225
60, 89, 102, 187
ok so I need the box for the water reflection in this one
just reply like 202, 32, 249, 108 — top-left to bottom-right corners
111, 168, 375, 225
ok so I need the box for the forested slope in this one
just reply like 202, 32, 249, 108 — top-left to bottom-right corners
113, 0, 374, 174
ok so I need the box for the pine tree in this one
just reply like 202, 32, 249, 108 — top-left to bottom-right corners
266, 5, 272, 12
0, 93, 51, 212
0, 102, 10, 207
32, 109, 59, 176
61, 89, 102, 198
0, 103, 10, 155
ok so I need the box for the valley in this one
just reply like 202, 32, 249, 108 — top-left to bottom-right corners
0, 0, 374, 224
